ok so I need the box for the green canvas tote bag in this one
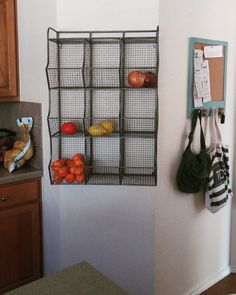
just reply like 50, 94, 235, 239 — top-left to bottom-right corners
177, 110, 212, 193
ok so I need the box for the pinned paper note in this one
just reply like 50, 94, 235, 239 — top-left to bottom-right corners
204, 46, 223, 58
194, 50, 204, 98
201, 60, 211, 103
193, 83, 203, 107
193, 50, 211, 106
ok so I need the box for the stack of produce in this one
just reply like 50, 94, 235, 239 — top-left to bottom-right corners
51, 153, 86, 184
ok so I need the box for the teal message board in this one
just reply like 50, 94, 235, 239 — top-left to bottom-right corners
187, 37, 228, 118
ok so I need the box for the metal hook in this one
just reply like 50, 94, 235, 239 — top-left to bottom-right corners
201, 109, 208, 117
218, 108, 225, 124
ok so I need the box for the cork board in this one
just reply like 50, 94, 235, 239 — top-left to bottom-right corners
187, 37, 228, 118
195, 43, 225, 102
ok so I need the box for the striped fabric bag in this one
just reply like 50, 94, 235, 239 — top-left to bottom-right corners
205, 109, 233, 213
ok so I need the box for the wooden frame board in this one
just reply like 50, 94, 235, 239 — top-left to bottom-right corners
187, 37, 228, 118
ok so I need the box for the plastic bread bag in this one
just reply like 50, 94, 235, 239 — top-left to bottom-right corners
4, 117, 34, 173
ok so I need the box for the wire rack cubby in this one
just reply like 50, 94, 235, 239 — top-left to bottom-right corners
46, 27, 159, 186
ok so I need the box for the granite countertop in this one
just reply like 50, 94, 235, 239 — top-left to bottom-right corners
0, 102, 43, 185
0, 166, 43, 184
4, 261, 130, 295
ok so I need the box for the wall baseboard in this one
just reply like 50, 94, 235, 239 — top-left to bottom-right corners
183, 266, 231, 295
230, 266, 236, 273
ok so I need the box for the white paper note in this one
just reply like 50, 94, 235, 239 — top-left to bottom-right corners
204, 45, 223, 58
201, 60, 211, 103
194, 50, 204, 98
193, 83, 203, 107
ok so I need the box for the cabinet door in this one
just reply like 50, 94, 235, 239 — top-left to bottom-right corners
0, 0, 18, 100
0, 203, 41, 293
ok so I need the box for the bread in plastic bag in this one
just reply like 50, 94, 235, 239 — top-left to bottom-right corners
4, 117, 34, 173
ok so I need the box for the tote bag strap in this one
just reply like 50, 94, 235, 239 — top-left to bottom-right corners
214, 109, 223, 145
187, 109, 199, 148
210, 109, 217, 146
209, 109, 222, 146
199, 112, 206, 150
187, 109, 206, 150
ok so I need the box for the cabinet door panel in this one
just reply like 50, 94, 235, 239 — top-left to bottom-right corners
0, 178, 40, 210
0, 203, 41, 293
0, 0, 18, 99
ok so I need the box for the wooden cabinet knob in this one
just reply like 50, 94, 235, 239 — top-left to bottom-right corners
1, 196, 8, 202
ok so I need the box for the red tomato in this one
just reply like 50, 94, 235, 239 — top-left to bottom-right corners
57, 167, 69, 178
65, 173, 75, 183
53, 172, 64, 184
74, 158, 84, 167
70, 166, 84, 175
61, 122, 77, 134
72, 153, 84, 162
128, 70, 145, 88
66, 160, 75, 167
76, 174, 85, 183
51, 159, 66, 172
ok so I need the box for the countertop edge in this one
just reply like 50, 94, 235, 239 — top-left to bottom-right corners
0, 168, 43, 185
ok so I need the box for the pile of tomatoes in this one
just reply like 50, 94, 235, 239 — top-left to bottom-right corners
51, 153, 86, 184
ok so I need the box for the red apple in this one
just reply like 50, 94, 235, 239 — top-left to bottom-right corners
143, 71, 157, 87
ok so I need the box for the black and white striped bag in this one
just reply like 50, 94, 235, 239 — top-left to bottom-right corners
205, 109, 233, 213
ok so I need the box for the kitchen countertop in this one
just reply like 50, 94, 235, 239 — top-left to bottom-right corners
4, 261, 130, 295
0, 166, 43, 184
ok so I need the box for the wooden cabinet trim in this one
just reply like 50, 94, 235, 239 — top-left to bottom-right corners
0, 0, 19, 100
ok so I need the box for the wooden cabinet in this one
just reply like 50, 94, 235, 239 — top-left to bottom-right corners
0, 178, 42, 294
0, 0, 19, 100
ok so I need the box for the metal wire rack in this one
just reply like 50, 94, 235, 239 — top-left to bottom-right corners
46, 27, 159, 186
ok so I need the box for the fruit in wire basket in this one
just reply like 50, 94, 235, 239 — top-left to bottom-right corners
65, 173, 76, 183
100, 120, 114, 133
72, 153, 84, 162
61, 122, 77, 134
51, 153, 86, 184
51, 159, 66, 171
76, 174, 85, 183
128, 70, 145, 88
66, 159, 74, 167
74, 159, 84, 167
69, 166, 84, 176
57, 166, 69, 178
143, 71, 157, 87
53, 172, 64, 184
87, 120, 114, 136
87, 124, 107, 136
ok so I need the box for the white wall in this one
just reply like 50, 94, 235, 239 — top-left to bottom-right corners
55, 2, 158, 295
156, 0, 236, 294
17, 0, 236, 294
18, 1, 158, 295
17, 0, 62, 275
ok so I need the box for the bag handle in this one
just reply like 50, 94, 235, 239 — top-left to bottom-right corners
210, 109, 222, 146
214, 109, 222, 145
187, 109, 206, 150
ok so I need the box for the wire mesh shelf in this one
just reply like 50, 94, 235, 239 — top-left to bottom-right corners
47, 27, 159, 186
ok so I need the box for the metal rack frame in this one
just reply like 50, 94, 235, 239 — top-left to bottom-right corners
46, 27, 159, 186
